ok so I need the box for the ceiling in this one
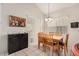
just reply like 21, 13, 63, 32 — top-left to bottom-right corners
35, 3, 77, 16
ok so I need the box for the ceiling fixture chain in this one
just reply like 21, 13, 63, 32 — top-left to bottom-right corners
48, 3, 49, 18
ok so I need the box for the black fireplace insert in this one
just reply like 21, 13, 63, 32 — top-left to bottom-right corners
8, 33, 28, 54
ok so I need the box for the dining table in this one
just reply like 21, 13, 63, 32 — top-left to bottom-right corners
38, 32, 63, 49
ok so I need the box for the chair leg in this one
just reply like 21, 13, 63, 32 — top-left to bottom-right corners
38, 41, 40, 49
64, 46, 67, 56
67, 46, 68, 53
57, 50, 60, 56
56, 44, 60, 56
52, 47, 54, 56
43, 44, 46, 52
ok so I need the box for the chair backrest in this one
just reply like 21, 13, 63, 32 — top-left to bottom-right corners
38, 32, 45, 43
64, 34, 69, 46
44, 35, 53, 45
49, 32, 54, 35
54, 32, 62, 36
38, 32, 44, 35
38, 32, 53, 44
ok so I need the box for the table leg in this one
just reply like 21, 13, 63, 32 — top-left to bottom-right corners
38, 41, 40, 49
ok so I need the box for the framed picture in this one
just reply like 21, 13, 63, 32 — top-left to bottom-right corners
9, 15, 26, 27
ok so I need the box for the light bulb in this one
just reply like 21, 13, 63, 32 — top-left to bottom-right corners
45, 18, 53, 22
48, 18, 53, 22
45, 18, 48, 22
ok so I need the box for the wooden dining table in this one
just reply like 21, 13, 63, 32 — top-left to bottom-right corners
38, 33, 63, 49
53, 35, 63, 41
38, 32, 63, 55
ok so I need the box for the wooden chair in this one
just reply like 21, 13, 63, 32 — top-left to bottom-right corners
38, 32, 45, 49
43, 35, 60, 55
49, 32, 54, 35
43, 35, 53, 53
54, 32, 62, 36
59, 34, 69, 56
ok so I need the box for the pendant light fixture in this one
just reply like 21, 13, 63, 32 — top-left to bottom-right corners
45, 3, 52, 22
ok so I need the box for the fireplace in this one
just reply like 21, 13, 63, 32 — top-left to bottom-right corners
8, 33, 28, 54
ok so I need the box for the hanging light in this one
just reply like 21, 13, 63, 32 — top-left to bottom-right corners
45, 17, 53, 22
45, 18, 48, 22
45, 3, 53, 22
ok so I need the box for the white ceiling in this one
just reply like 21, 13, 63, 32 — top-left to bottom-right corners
35, 3, 77, 15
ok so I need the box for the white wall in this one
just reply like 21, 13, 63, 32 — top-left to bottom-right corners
0, 4, 1, 35
0, 3, 44, 54
47, 4, 79, 48
0, 3, 4, 54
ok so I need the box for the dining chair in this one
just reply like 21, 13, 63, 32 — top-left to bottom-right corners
38, 32, 45, 49
49, 32, 54, 35
54, 32, 62, 36
43, 35, 60, 55
43, 35, 53, 53
59, 34, 69, 56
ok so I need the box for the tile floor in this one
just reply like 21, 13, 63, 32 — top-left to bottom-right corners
4, 45, 72, 56
0, 45, 72, 56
